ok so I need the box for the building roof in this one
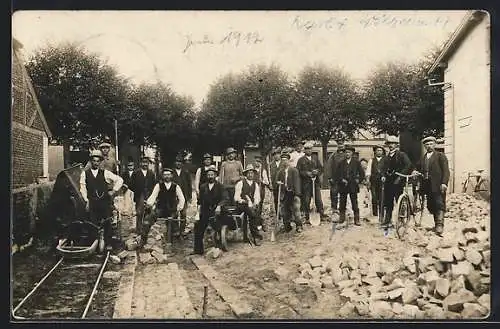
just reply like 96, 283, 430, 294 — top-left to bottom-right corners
12, 38, 53, 138
428, 10, 488, 75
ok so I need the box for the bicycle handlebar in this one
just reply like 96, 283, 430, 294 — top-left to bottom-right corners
395, 172, 422, 178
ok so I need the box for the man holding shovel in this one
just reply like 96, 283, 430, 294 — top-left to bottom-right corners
276, 152, 303, 233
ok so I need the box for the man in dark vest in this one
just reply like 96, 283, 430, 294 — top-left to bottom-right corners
297, 142, 328, 223
195, 153, 216, 197
173, 154, 193, 235
253, 155, 270, 229
234, 164, 263, 245
145, 168, 186, 240
366, 145, 387, 217
80, 150, 124, 249
326, 140, 347, 213
192, 165, 225, 255
412, 136, 450, 236
381, 135, 412, 228
129, 156, 157, 240
269, 147, 283, 218
122, 158, 135, 187
336, 145, 365, 225
276, 151, 303, 233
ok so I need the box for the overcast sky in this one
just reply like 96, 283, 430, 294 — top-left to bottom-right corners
13, 10, 467, 106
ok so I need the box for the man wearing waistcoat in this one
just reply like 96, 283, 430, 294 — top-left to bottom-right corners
234, 164, 263, 245
297, 142, 328, 223
253, 155, 270, 229
412, 136, 450, 236
276, 152, 303, 233
80, 150, 124, 250
129, 156, 157, 240
192, 165, 225, 255
381, 135, 412, 228
269, 147, 283, 218
366, 145, 387, 217
326, 140, 347, 213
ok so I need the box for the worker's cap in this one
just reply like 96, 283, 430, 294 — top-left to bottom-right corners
162, 168, 174, 174
89, 149, 104, 159
203, 153, 212, 159
304, 141, 314, 149
280, 152, 291, 159
206, 165, 218, 174
226, 147, 237, 155
345, 145, 356, 153
98, 142, 112, 148
385, 135, 399, 144
421, 136, 437, 144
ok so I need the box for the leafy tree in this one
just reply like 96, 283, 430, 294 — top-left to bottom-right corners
25, 42, 131, 149
362, 49, 444, 139
294, 64, 366, 165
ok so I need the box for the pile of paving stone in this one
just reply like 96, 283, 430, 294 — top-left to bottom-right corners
445, 193, 490, 224
291, 194, 490, 319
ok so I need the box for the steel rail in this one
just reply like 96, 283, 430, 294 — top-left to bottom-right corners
12, 257, 65, 317
81, 251, 110, 319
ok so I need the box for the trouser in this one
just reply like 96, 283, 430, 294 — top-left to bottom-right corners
89, 197, 113, 245
135, 195, 146, 234
339, 192, 360, 219
301, 183, 324, 219
256, 185, 266, 221
193, 211, 215, 254
179, 199, 189, 233
383, 181, 404, 223
272, 188, 280, 216
330, 183, 340, 211
370, 180, 382, 215
422, 181, 446, 215
236, 203, 260, 239
282, 192, 302, 229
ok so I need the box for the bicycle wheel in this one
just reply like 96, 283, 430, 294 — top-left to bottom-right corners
414, 193, 425, 227
395, 194, 411, 239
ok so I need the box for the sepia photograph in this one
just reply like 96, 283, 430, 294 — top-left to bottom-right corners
11, 10, 491, 320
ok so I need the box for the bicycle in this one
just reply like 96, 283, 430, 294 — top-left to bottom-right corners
462, 170, 489, 195
394, 172, 424, 239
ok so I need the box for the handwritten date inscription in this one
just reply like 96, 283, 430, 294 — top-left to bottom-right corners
183, 31, 263, 53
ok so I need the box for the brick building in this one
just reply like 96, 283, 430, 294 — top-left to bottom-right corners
12, 38, 52, 189
427, 10, 490, 192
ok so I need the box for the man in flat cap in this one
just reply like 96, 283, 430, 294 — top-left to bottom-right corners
336, 145, 365, 225
381, 135, 412, 228
173, 154, 193, 234
276, 152, 303, 233
193, 165, 225, 255
128, 156, 157, 241
80, 150, 124, 250
219, 147, 244, 202
326, 140, 347, 214
366, 145, 388, 218
269, 147, 284, 218
297, 141, 328, 223
195, 153, 216, 198
234, 164, 263, 245
412, 136, 450, 235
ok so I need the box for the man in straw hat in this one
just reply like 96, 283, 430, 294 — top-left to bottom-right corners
80, 150, 124, 249
366, 145, 388, 217
219, 147, 244, 201
195, 153, 216, 197
412, 136, 450, 236
381, 135, 412, 228
192, 165, 225, 255
84, 138, 118, 174
276, 151, 303, 233
336, 145, 365, 226
234, 164, 263, 245
297, 141, 328, 223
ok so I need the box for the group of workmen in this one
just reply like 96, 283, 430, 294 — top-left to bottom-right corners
78, 134, 450, 256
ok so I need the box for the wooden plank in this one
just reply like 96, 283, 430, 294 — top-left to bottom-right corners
112, 263, 137, 319
191, 257, 255, 318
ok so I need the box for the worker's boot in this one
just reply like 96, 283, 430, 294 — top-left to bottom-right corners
383, 212, 392, 229
434, 211, 444, 236
354, 211, 361, 226
372, 204, 378, 217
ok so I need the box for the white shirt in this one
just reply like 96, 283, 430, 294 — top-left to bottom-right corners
289, 151, 304, 168
366, 157, 383, 177
128, 170, 134, 177
80, 168, 124, 203
346, 159, 351, 164
208, 182, 215, 191
255, 165, 270, 186
146, 182, 185, 210
195, 166, 212, 193
141, 169, 148, 177
175, 168, 182, 176
234, 178, 261, 206
426, 151, 434, 159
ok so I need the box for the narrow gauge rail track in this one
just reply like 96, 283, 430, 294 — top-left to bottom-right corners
12, 252, 110, 320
